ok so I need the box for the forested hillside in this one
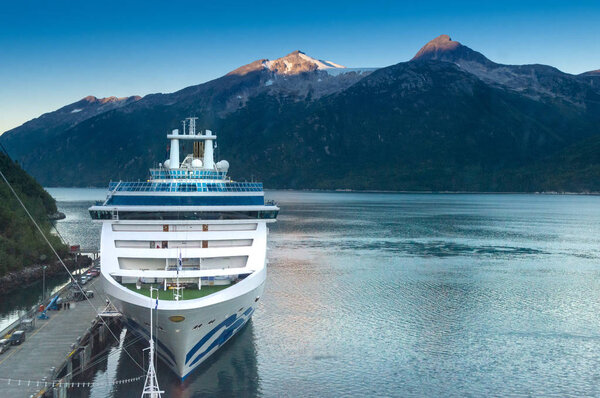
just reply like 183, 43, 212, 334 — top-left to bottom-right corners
0, 152, 67, 276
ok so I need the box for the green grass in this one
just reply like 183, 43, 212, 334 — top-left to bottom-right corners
122, 283, 230, 300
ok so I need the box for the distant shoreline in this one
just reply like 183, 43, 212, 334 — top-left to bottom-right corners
43, 186, 600, 196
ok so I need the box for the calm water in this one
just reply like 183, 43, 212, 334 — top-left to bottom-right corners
32, 190, 600, 396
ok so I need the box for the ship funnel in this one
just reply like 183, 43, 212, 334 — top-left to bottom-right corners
203, 130, 214, 169
169, 129, 180, 169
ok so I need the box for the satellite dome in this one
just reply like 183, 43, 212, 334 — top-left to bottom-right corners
191, 159, 203, 168
163, 159, 171, 169
216, 160, 229, 172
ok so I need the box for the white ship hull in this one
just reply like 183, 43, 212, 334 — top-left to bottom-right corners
103, 268, 265, 379
98, 220, 271, 379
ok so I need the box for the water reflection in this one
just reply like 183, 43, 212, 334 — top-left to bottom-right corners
0, 274, 72, 331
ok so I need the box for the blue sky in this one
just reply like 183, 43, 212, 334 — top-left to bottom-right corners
1, 0, 599, 133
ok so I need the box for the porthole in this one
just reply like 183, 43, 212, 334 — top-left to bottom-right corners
238, 307, 244, 312
169, 315, 185, 323
208, 319, 215, 325
193, 324, 203, 330
254, 297, 260, 302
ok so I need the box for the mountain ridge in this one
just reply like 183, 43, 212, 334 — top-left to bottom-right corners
2, 37, 600, 192
411, 35, 600, 108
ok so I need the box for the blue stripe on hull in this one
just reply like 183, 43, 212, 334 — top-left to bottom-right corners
182, 308, 254, 381
107, 195, 264, 206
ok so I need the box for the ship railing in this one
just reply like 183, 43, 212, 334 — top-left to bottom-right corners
165, 265, 201, 271
149, 169, 227, 180
107, 181, 264, 193
111, 267, 253, 278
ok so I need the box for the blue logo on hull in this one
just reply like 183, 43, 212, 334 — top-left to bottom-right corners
183, 307, 254, 378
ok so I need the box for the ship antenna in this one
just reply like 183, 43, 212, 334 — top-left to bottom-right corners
142, 287, 163, 397
174, 250, 183, 301
186, 117, 198, 136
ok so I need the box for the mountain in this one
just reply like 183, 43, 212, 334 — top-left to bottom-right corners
580, 70, 600, 76
412, 35, 600, 110
578, 69, 600, 91
1, 51, 375, 186
1, 95, 141, 161
0, 151, 67, 276
412, 34, 493, 66
225, 60, 596, 191
2, 38, 600, 192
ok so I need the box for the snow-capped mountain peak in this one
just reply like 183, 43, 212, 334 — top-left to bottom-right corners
263, 50, 346, 75
228, 50, 346, 76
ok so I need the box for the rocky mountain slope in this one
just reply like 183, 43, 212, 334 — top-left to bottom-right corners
2, 95, 141, 161
412, 35, 600, 109
1, 37, 600, 191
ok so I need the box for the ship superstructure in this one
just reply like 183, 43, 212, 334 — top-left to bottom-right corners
89, 118, 278, 379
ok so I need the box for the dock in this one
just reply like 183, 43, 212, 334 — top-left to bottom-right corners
0, 264, 125, 398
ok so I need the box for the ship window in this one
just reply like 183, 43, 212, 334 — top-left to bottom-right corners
238, 307, 244, 312
193, 324, 202, 330
208, 319, 215, 325
180, 183, 195, 192
255, 297, 260, 302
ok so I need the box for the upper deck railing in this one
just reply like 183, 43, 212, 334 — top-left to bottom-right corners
149, 169, 227, 180
107, 181, 263, 193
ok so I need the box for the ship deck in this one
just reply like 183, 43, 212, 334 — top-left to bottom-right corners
122, 283, 230, 300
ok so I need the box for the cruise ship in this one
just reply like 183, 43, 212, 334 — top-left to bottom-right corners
88, 118, 278, 379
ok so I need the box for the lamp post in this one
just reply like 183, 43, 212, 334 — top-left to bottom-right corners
40, 254, 47, 304
42, 265, 47, 303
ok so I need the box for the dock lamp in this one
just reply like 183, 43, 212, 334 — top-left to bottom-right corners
40, 254, 47, 303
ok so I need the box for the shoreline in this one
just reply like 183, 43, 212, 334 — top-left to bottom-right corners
0, 255, 92, 296
43, 186, 600, 196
